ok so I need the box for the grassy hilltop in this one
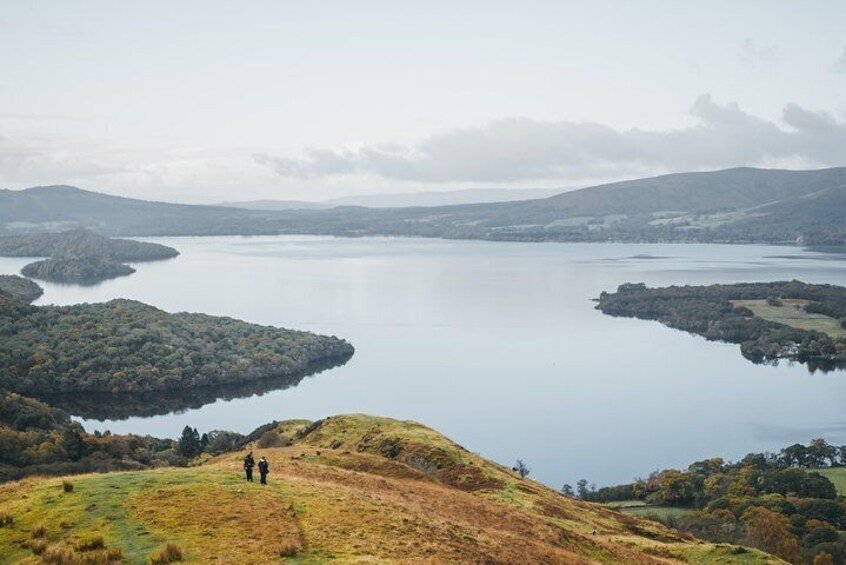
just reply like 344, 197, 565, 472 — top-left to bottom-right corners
0, 414, 783, 564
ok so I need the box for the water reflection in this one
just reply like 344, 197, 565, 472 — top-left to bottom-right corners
34, 354, 352, 421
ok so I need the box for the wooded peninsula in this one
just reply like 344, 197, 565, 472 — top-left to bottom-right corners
0, 277, 354, 394
596, 280, 846, 370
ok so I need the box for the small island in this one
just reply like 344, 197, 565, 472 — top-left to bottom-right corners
0, 275, 43, 303
596, 280, 846, 370
0, 291, 354, 394
0, 228, 178, 285
20, 255, 136, 285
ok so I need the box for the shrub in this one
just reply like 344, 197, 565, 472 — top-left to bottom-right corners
62, 480, 74, 493
257, 430, 287, 448
151, 542, 183, 564
31, 523, 47, 538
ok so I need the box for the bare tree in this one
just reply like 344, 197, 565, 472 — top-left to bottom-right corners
513, 459, 531, 479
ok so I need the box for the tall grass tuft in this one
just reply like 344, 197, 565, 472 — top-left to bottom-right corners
278, 540, 299, 557
28, 538, 48, 555
0, 511, 12, 527
75, 535, 105, 551
31, 523, 47, 538
62, 480, 74, 493
40, 546, 74, 564
151, 542, 183, 564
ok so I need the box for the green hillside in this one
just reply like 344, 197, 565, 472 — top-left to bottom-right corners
0, 414, 784, 564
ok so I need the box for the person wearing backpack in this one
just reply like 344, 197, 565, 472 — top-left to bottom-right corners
244, 451, 255, 482
258, 456, 269, 485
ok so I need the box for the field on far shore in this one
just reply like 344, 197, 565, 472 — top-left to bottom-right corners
816, 468, 846, 495
730, 299, 846, 338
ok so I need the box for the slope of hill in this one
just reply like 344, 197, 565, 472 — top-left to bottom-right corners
0, 414, 784, 564
0, 185, 271, 236
221, 187, 565, 210
2, 167, 845, 245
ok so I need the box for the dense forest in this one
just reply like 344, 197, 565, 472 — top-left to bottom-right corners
0, 391, 181, 482
596, 281, 846, 370
21, 255, 135, 285
583, 439, 846, 564
0, 294, 354, 393
0, 275, 42, 303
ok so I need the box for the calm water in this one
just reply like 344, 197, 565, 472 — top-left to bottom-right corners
3, 236, 846, 488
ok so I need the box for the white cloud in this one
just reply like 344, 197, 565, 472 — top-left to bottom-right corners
836, 46, 846, 73
254, 96, 846, 184
3, 96, 846, 202
740, 38, 778, 67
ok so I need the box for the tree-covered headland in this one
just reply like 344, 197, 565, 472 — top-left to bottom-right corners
596, 280, 846, 370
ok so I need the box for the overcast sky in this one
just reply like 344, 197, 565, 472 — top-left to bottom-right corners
1, 0, 845, 203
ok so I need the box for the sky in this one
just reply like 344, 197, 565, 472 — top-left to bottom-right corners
1, 0, 845, 203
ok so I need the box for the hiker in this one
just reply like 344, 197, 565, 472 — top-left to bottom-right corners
258, 456, 269, 485
244, 451, 255, 482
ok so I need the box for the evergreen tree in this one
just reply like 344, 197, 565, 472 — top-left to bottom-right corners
178, 426, 202, 458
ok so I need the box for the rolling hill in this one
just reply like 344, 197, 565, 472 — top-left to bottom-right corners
2, 167, 845, 245
220, 187, 564, 210
0, 414, 784, 564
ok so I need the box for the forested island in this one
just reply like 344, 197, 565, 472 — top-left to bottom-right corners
583, 439, 846, 564
0, 228, 178, 261
0, 275, 42, 303
0, 289, 354, 394
596, 281, 846, 371
20, 255, 135, 285
0, 228, 179, 285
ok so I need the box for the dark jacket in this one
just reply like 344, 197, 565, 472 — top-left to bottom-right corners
244, 454, 255, 469
258, 459, 269, 474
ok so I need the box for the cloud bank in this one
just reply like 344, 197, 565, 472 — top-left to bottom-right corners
255, 96, 846, 184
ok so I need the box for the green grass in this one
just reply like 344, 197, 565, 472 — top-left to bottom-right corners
815, 467, 846, 495
603, 499, 693, 519
730, 299, 846, 338
624, 505, 694, 520
604, 500, 648, 508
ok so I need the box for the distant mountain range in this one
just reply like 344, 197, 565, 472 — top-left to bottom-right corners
2, 167, 845, 246
218, 187, 564, 210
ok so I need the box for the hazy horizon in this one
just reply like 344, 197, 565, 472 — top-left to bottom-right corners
2, 0, 845, 204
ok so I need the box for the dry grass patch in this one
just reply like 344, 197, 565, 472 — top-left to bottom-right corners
130, 482, 303, 563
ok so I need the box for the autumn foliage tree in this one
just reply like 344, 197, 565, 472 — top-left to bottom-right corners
741, 506, 801, 564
